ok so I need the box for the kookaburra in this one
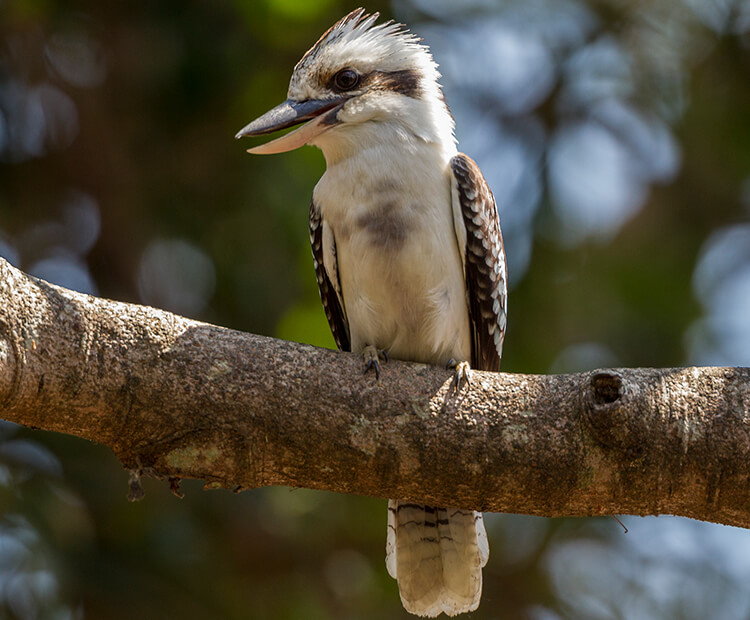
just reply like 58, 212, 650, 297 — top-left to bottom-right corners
236, 9, 507, 617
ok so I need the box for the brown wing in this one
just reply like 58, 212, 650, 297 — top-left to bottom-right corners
450, 153, 508, 372
309, 198, 351, 352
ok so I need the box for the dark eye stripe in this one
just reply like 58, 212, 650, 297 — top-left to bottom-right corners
360, 69, 421, 98
325, 68, 421, 99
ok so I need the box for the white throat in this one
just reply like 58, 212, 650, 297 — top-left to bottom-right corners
312, 91, 457, 167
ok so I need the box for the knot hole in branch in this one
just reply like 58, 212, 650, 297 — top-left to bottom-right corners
585, 370, 639, 450
590, 372, 622, 405
585, 370, 644, 455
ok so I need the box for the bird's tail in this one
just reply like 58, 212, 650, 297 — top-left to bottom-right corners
386, 500, 489, 617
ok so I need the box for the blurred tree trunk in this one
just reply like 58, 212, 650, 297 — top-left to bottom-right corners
1, 257, 749, 527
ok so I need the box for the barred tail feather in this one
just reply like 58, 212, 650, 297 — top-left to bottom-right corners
386, 500, 488, 617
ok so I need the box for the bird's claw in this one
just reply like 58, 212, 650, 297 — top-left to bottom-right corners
447, 359, 472, 392
363, 345, 389, 380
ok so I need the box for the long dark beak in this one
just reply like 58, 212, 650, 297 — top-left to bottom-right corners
235, 98, 343, 138
235, 98, 345, 155
235, 97, 346, 155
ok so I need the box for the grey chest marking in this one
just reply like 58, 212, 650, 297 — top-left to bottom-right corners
354, 178, 418, 251
355, 201, 413, 250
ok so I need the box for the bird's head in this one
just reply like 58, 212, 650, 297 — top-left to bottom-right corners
236, 8, 455, 162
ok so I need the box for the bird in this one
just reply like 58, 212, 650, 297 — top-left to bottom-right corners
236, 9, 507, 617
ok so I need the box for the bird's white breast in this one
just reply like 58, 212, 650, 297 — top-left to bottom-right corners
313, 139, 471, 365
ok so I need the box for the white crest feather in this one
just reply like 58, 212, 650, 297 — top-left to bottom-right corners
285, 9, 455, 155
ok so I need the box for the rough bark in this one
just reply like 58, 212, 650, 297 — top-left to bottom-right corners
1, 257, 750, 527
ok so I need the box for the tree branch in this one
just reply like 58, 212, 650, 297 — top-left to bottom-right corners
1, 257, 749, 527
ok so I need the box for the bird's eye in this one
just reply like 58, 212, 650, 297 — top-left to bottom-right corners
333, 69, 360, 91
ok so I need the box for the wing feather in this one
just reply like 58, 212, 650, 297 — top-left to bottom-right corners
450, 154, 508, 371
309, 198, 350, 352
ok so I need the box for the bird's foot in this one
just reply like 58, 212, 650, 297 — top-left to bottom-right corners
363, 345, 389, 380
447, 359, 472, 391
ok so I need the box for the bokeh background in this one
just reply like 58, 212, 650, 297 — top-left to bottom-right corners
1, 0, 750, 618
